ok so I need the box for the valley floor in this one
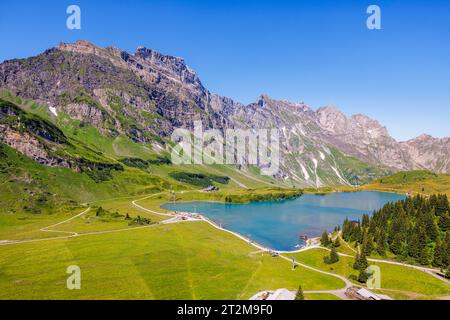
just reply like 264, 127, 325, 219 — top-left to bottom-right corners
0, 190, 449, 300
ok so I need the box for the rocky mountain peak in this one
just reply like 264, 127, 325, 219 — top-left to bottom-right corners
412, 133, 434, 142
58, 40, 102, 55
135, 46, 186, 66
315, 106, 347, 133
256, 94, 271, 107
0, 40, 448, 183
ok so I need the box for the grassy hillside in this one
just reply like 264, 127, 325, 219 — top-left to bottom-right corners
295, 248, 450, 299
362, 170, 450, 196
0, 143, 179, 214
0, 96, 291, 215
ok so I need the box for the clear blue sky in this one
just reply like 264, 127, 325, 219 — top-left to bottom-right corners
1, 0, 449, 141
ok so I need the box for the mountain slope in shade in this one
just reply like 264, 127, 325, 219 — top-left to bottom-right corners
0, 40, 448, 187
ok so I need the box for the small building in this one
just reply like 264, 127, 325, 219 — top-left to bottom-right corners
202, 186, 219, 192
249, 289, 295, 301
346, 286, 392, 300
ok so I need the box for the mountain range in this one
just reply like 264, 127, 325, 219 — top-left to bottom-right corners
0, 40, 448, 188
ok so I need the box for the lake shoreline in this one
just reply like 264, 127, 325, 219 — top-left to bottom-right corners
161, 190, 407, 252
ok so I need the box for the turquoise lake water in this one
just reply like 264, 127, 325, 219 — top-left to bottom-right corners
162, 191, 406, 251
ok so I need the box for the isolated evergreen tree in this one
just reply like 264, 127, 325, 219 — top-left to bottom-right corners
96, 207, 105, 217
357, 269, 369, 283
333, 237, 341, 248
359, 253, 369, 271
353, 252, 368, 271
329, 247, 339, 263
321, 231, 330, 247
295, 285, 305, 300
353, 252, 361, 270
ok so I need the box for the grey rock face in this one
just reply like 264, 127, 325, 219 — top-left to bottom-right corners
400, 135, 450, 173
313, 107, 416, 171
0, 40, 448, 186
0, 124, 69, 167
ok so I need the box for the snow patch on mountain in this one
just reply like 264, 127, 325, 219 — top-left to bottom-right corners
299, 163, 310, 180
331, 165, 349, 186
49, 106, 58, 116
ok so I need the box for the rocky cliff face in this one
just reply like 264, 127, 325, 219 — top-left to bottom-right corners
313, 106, 416, 171
401, 135, 450, 173
0, 40, 448, 186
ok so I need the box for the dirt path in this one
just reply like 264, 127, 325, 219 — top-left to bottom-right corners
319, 247, 449, 284
278, 254, 353, 300
39, 208, 91, 236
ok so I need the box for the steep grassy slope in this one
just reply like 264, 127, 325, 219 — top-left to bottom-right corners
0, 96, 289, 215
0, 143, 178, 214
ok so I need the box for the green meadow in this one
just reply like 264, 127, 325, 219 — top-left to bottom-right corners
294, 248, 450, 299
0, 220, 344, 300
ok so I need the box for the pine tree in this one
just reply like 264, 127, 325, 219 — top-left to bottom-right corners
329, 247, 339, 263
362, 214, 370, 228
435, 194, 449, 217
353, 252, 368, 271
333, 237, 341, 248
342, 218, 350, 240
353, 252, 360, 270
357, 269, 369, 283
432, 240, 446, 268
423, 209, 439, 242
359, 253, 368, 270
376, 229, 387, 256
438, 213, 450, 232
295, 285, 305, 300
416, 223, 430, 265
320, 231, 330, 247
443, 232, 450, 267
361, 231, 374, 256
390, 233, 405, 256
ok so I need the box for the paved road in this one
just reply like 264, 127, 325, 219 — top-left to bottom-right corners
131, 192, 175, 217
